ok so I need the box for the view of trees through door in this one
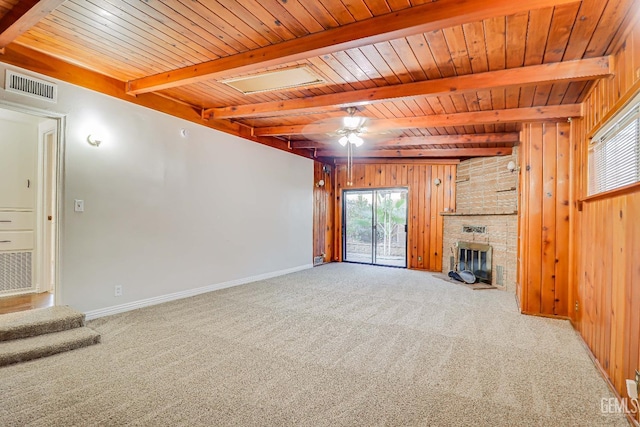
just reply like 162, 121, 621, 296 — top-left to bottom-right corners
343, 188, 408, 267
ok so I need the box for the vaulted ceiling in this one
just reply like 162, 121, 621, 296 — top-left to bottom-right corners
0, 0, 637, 161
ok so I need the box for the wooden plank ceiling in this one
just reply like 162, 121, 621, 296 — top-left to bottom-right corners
0, 0, 636, 161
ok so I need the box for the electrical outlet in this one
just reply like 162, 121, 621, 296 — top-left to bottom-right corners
114, 285, 122, 297
418, 256, 422, 262
74, 199, 84, 212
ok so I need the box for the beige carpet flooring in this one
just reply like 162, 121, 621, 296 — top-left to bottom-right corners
0, 263, 629, 426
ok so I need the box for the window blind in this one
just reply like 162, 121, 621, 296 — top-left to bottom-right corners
588, 98, 640, 196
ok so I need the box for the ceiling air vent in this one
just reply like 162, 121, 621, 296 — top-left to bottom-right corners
221, 65, 325, 95
5, 70, 57, 103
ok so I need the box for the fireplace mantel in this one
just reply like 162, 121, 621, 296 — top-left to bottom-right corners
440, 211, 517, 216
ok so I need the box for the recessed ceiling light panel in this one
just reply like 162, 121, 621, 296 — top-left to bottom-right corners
220, 66, 325, 95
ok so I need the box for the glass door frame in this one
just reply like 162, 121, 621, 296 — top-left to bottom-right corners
342, 187, 409, 268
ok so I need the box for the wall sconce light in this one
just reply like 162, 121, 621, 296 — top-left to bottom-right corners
507, 161, 516, 172
87, 134, 102, 147
434, 178, 441, 186
316, 179, 325, 187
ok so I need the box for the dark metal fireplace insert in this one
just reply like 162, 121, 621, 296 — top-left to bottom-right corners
457, 241, 492, 284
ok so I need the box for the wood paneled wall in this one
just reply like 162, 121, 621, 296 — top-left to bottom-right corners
333, 161, 456, 271
517, 122, 571, 317
575, 187, 640, 400
313, 161, 335, 263
570, 23, 640, 418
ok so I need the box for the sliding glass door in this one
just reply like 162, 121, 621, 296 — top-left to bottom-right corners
343, 188, 408, 267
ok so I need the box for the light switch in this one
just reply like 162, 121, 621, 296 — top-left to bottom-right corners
74, 199, 84, 212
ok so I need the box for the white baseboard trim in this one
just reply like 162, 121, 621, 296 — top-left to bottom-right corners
84, 264, 313, 320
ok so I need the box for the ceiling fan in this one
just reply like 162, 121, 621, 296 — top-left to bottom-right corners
334, 106, 367, 147
302, 106, 397, 186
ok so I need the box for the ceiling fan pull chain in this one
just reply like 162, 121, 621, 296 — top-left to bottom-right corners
347, 142, 353, 186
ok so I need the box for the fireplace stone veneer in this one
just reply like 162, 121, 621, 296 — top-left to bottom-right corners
441, 152, 519, 292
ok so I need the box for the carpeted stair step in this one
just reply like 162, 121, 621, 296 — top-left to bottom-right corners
0, 326, 101, 366
0, 306, 85, 341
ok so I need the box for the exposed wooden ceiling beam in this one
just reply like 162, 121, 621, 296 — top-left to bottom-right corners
206, 57, 610, 119
0, 0, 66, 50
331, 158, 460, 165
254, 105, 581, 137
126, 0, 579, 95
315, 147, 513, 158
291, 133, 520, 149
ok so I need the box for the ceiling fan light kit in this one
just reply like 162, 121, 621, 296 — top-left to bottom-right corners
339, 107, 367, 185
343, 115, 363, 129
340, 132, 364, 147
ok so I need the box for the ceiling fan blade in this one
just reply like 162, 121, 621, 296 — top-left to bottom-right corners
299, 113, 401, 146
301, 117, 344, 137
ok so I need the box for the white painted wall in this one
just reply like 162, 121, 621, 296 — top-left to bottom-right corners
0, 64, 313, 314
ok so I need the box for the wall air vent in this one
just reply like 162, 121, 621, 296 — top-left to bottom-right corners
0, 252, 33, 294
5, 70, 57, 103
220, 66, 325, 95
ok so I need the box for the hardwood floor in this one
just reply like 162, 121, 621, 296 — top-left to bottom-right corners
0, 292, 54, 315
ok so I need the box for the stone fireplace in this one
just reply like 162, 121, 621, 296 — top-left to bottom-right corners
441, 150, 518, 292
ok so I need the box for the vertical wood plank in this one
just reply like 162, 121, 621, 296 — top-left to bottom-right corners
517, 127, 529, 307
335, 167, 343, 262
374, 164, 382, 187
410, 165, 418, 268
419, 165, 428, 269
602, 199, 613, 371
428, 165, 438, 269
592, 201, 603, 360
526, 123, 544, 314
610, 196, 626, 390
541, 123, 558, 315
567, 118, 581, 324
435, 164, 445, 271
448, 164, 457, 212
555, 123, 571, 316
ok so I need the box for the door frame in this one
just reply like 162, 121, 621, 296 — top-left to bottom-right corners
37, 121, 57, 294
0, 100, 66, 306
342, 187, 408, 268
